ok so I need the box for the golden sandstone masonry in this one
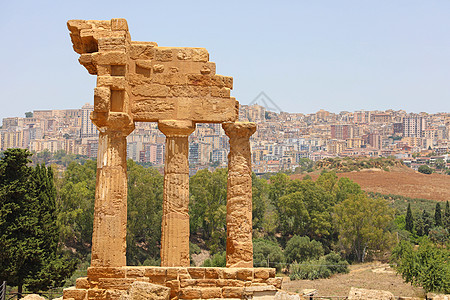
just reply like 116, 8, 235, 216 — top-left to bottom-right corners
66, 18, 282, 299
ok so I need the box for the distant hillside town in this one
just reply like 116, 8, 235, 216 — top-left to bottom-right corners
1, 104, 449, 174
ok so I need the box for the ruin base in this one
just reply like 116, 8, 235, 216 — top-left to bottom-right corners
63, 266, 282, 300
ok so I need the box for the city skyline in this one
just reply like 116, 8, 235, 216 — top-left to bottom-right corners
1, 1, 449, 121
1, 103, 448, 175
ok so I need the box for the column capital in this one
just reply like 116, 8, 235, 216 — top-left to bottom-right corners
222, 122, 256, 139
158, 120, 195, 137
91, 111, 135, 136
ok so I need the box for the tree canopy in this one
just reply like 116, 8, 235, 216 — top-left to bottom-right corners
0, 149, 76, 294
333, 194, 394, 262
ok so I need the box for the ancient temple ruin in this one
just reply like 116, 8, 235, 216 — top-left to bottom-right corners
64, 18, 282, 300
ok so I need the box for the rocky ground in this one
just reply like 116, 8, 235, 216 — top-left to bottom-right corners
281, 262, 426, 298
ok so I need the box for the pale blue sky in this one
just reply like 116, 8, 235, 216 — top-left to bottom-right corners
1, 0, 449, 121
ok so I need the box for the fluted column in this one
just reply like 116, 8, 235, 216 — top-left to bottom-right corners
91, 125, 134, 267
223, 122, 257, 268
159, 120, 195, 267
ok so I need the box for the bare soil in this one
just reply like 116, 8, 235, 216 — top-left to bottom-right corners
291, 167, 450, 202
191, 249, 210, 267
282, 262, 426, 298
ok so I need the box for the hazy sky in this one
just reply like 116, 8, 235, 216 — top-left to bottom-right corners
1, 0, 449, 121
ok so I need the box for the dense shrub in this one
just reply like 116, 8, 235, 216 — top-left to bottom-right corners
391, 238, 450, 293
289, 252, 349, 280
289, 260, 331, 280
418, 165, 432, 174
202, 251, 226, 267
253, 238, 285, 271
323, 252, 349, 275
190, 242, 201, 255
284, 235, 324, 264
428, 227, 449, 244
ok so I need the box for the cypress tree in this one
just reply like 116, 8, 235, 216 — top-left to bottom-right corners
0, 149, 76, 295
434, 202, 442, 227
422, 210, 432, 235
405, 203, 414, 232
444, 201, 450, 231
415, 216, 424, 236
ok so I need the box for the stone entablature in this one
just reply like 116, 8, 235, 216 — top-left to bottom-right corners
64, 266, 281, 300
67, 19, 238, 127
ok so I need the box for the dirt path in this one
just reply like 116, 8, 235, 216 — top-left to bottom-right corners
281, 262, 426, 298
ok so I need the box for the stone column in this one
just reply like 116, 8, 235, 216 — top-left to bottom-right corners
158, 120, 195, 267
91, 126, 133, 267
223, 122, 257, 268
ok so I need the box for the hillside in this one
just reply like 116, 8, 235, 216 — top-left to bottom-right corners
291, 166, 450, 202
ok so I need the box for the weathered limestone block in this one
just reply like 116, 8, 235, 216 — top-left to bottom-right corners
274, 290, 302, 300
87, 289, 106, 300
94, 51, 128, 65
118, 281, 170, 300
223, 122, 257, 268
254, 268, 270, 280
131, 84, 170, 97
427, 294, 450, 300
63, 288, 87, 300
200, 287, 222, 299
348, 287, 395, 300
266, 277, 283, 289
75, 277, 90, 289
99, 278, 137, 290
244, 285, 278, 299
159, 120, 195, 267
132, 96, 238, 123
20, 295, 47, 300
65, 267, 280, 300
188, 268, 206, 279
222, 287, 244, 298
98, 37, 127, 52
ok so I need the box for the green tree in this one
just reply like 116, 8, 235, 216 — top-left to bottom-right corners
333, 194, 394, 262
428, 227, 449, 244
32, 149, 52, 165
253, 239, 285, 271
56, 160, 96, 258
315, 171, 338, 194
202, 251, 226, 267
0, 149, 76, 295
284, 235, 324, 264
415, 215, 425, 236
421, 209, 433, 236
391, 238, 449, 293
126, 160, 164, 265
434, 158, 446, 170
418, 165, 432, 174
25, 112, 33, 118
278, 182, 333, 241
294, 158, 315, 173
405, 203, 414, 232
444, 201, 450, 231
434, 202, 442, 227
268, 173, 290, 213
252, 173, 268, 230
334, 177, 363, 204
189, 168, 227, 254
395, 214, 406, 231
